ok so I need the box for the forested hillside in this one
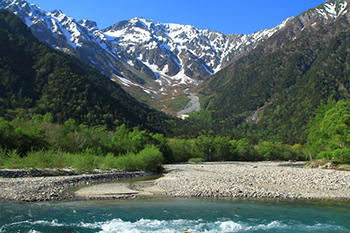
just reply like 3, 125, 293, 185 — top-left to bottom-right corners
195, 7, 350, 143
0, 9, 177, 134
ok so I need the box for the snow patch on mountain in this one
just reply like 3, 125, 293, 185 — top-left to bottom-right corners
102, 16, 294, 82
316, 1, 348, 19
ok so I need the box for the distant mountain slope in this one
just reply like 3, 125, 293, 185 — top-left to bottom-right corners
0, 9, 176, 134
195, 0, 350, 142
0, 0, 291, 99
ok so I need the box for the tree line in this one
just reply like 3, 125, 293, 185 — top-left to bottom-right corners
0, 113, 303, 171
2, 96, 350, 172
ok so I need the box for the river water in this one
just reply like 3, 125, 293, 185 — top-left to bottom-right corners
1, 197, 349, 232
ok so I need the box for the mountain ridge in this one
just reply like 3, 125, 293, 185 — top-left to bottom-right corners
0, 0, 294, 100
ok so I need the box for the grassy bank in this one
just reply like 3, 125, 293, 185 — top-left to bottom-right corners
0, 145, 164, 172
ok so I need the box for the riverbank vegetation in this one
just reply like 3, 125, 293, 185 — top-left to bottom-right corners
306, 98, 350, 163
0, 113, 301, 171
0, 113, 169, 171
1, 98, 350, 171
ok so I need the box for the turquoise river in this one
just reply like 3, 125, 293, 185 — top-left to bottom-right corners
0, 197, 349, 232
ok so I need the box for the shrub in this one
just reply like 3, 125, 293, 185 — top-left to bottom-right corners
115, 145, 164, 171
115, 152, 139, 171
169, 139, 193, 162
100, 152, 117, 170
0, 147, 7, 167
188, 158, 205, 163
137, 145, 164, 171
3, 149, 21, 169
22, 149, 62, 169
332, 149, 350, 163
72, 152, 99, 172
316, 151, 332, 160
257, 140, 284, 161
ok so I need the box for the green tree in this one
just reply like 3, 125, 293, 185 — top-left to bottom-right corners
169, 138, 194, 162
235, 138, 260, 161
257, 140, 283, 161
0, 118, 17, 150
213, 136, 232, 161
307, 99, 350, 163
194, 135, 215, 161
151, 133, 174, 163
319, 100, 350, 149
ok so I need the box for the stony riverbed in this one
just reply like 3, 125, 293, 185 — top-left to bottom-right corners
0, 162, 349, 202
0, 170, 155, 202
155, 162, 350, 199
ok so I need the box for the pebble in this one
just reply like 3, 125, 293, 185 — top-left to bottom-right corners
155, 162, 350, 200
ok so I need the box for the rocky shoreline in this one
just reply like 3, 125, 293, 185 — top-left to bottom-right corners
154, 162, 350, 200
0, 169, 156, 202
0, 162, 349, 202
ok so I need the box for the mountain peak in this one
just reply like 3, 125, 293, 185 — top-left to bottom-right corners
130, 17, 149, 22
79, 19, 98, 30
129, 17, 155, 30
1, 0, 26, 5
50, 9, 63, 17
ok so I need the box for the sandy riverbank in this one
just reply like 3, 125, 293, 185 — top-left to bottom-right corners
74, 180, 164, 198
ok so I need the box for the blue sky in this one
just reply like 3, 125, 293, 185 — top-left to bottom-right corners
29, 0, 326, 34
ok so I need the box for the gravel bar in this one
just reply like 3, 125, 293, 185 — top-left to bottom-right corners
0, 170, 155, 202
1, 162, 349, 202
155, 162, 350, 200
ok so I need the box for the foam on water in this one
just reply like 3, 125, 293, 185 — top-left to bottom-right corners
99, 219, 349, 233
1, 198, 349, 233
86, 218, 350, 232
1, 218, 349, 233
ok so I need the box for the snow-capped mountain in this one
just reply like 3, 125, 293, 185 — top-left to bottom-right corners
0, 0, 120, 71
0, 0, 157, 95
102, 17, 293, 84
0, 0, 349, 99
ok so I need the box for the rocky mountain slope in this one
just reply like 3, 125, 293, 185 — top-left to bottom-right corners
202, 0, 349, 93
195, 0, 350, 142
102, 17, 292, 83
0, 0, 292, 99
